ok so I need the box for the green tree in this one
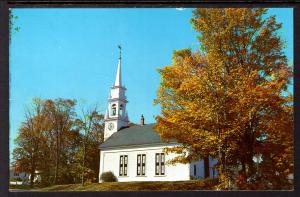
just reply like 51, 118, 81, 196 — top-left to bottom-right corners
9, 9, 20, 43
74, 105, 104, 185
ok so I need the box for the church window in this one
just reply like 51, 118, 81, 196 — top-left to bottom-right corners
137, 154, 146, 176
194, 164, 197, 176
120, 104, 123, 116
111, 104, 116, 116
119, 155, 128, 176
155, 153, 165, 175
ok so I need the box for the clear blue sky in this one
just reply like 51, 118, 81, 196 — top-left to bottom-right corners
9, 8, 293, 160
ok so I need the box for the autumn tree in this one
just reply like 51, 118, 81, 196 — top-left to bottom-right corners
13, 98, 47, 188
155, 8, 293, 189
13, 98, 104, 186
42, 98, 77, 184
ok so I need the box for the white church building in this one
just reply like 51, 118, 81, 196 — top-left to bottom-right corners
99, 48, 217, 182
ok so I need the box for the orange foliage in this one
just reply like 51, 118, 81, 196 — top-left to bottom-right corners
155, 8, 293, 190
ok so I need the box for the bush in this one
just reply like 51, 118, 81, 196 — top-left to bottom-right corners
189, 175, 197, 180
100, 171, 118, 182
10, 177, 22, 182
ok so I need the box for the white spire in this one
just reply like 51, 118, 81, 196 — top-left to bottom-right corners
114, 45, 122, 87
104, 45, 129, 141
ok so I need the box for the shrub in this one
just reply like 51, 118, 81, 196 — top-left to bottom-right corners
189, 175, 197, 180
100, 171, 118, 182
10, 177, 22, 182
203, 177, 220, 188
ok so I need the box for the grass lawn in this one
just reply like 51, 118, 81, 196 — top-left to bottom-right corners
10, 178, 219, 191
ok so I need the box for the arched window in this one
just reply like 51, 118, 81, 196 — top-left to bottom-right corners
111, 104, 116, 116
120, 104, 123, 116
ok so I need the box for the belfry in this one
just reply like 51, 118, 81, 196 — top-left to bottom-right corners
103, 46, 129, 141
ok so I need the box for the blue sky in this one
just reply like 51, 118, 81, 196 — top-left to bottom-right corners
9, 8, 293, 160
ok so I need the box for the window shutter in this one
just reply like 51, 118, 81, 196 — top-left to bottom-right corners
155, 153, 159, 175
137, 155, 141, 175
119, 155, 123, 176
142, 154, 146, 175
124, 155, 128, 176
161, 153, 165, 175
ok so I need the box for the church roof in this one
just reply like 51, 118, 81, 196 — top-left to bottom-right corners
100, 123, 175, 149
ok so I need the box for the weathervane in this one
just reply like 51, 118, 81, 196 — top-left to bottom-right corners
118, 45, 122, 59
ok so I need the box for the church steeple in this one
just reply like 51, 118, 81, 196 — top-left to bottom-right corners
104, 46, 129, 141
114, 45, 122, 87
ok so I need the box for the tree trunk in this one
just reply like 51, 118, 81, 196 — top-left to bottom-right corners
30, 169, 35, 188
30, 151, 35, 188
81, 142, 86, 186
247, 154, 255, 176
241, 157, 246, 174
204, 156, 210, 178
54, 130, 59, 184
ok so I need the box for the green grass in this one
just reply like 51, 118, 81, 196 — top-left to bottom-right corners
10, 178, 219, 191
9, 184, 32, 190
9, 184, 45, 190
